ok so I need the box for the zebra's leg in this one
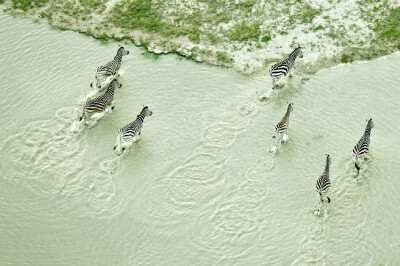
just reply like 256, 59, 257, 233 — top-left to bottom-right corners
289, 69, 293, 78
355, 155, 363, 172
79, 111, 86, 121
277, 133, 283, 144
282, 132, 289, 143
322, 196, 331, 203
314, 193, 322, 216
355, 162, 360, 172
110, 100, 116, 110
272, 77, 277, 89
277, 77, 284, 87
270, 133, 280, 153
134, 132, 141, 142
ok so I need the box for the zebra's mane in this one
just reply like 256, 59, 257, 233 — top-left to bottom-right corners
289, 46, 302, 57
281, 104, 292, 121
363, 119, 373, 137
324, 155, 331, 174
135, 106, 149, 120
106, 80, 117, 92
117, 46, 125, 53
114, 47, 125, 59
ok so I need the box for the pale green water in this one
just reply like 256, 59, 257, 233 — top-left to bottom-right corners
0, 13, 400, 265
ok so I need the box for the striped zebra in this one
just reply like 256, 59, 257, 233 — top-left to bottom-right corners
95, 46, 129, 85
273, 103, 294, 143
316, 154, 331, 203
352, 118, 374, 172
113, 106, 153, 153
269, 45, 303, 88
79, 79, 121, 121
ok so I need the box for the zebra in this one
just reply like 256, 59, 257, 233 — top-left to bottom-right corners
94, 46, 129, 87
269, 45, 303, 88
79, 79, 121, 121
352, 118, 374, 172
316, 154, 331, 203
273, 102, 294, 143
113, 106, 153, 153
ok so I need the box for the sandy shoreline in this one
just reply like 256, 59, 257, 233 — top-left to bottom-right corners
1, 0, 399, 75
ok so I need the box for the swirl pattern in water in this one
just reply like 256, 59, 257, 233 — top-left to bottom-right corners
0, 107, 121, 216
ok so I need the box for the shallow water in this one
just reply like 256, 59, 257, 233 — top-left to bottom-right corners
0, 13, 400, 265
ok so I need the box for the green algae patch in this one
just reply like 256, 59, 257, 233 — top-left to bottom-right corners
11, 0, 49, 11
229, 23, 260, 42
374, 7, 400, 46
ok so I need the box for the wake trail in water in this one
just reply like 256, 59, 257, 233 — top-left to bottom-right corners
143, 86, 283, 221
0, 106, 121, 216
189, 156, 273, 261
293, 157, 376, 265
144, 92, 258, 218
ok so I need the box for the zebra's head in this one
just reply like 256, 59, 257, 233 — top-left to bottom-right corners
367, 118, 374, 128
325, 154, 331, 165
110, 79, 122, 88
142, 106, 153, 117
297, 45, 303, 58
118, 46, 130, 56
287, 102, 294, 113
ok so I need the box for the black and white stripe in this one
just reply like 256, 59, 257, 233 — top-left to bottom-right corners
352, 118, 374, 171
273, 103, 293, 142
316, 154, 331, 203
113, 106, 153, 152
95, 46, 129, 80
269, 45, 303, 88
80, 79, 121, 121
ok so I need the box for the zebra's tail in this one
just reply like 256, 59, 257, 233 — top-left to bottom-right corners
114, 134, 122, 152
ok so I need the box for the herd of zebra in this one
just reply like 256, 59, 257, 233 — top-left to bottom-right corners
270, 45, 374, 208
78, 45, 373, 212
78, 46, 153, 154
